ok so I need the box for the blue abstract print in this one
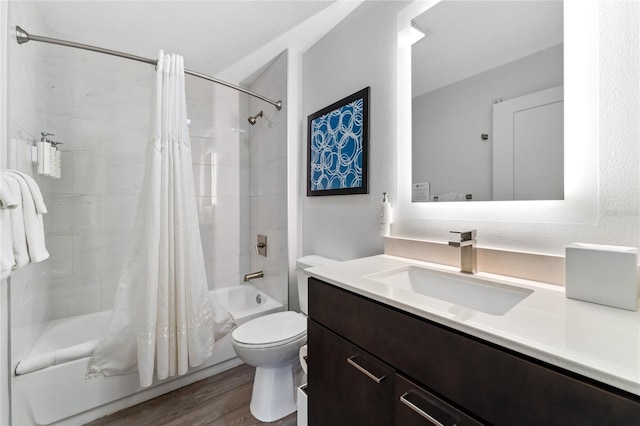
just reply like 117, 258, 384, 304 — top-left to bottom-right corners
310, 98, 364, 191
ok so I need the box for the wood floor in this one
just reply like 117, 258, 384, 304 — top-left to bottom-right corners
85, 364, 297, 426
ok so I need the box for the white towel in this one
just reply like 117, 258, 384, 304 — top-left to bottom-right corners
0, 174, 19, 210
7, 174, 49, 263
1, 175, 29, 273
4, 170, 47, 214
15, 340, 100, 375
0, 204, 16, 279
1, 174, 19, 278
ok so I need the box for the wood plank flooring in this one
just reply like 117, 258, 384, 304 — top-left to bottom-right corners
85, 364, 297, 426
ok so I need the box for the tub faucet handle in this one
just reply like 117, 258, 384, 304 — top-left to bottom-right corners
255, 234, 267, 257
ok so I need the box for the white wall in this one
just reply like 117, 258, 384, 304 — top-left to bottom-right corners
248, 52, 290, 307
412, 44, 563, 201
301, 1, 639, 260
302, 1, 405, 261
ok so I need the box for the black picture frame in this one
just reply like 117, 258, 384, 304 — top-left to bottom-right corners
307, 87, 370, 196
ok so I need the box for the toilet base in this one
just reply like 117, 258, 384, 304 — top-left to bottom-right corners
249, 363, 299, 422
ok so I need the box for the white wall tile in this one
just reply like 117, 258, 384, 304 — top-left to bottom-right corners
200, 224, 242, 261
100, 270, 120, 311
99, 125, 148, 159
204, 257, 243, 290
72, 233, 130, 276
248, 53, 289, 306
72, 153, 105, 194
101, 194, 138, 234
50, 274, 101, 319
250, 158, 287, 197
257, 194, 288, 232
257, 122, 287, 164
48, 194, 102, 235
47, 235, 73, 279
104, 156, 145, 195
216, 165, 243, 197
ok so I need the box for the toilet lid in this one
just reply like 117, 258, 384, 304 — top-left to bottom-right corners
232, 311, 306, 346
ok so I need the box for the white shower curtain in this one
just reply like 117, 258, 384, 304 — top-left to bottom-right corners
87, 51, 235, 387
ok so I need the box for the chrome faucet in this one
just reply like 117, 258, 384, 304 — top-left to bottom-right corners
243, 271, 264, 282
448, 230, 477, 274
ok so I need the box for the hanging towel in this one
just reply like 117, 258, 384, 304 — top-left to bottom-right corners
87, 51, 235, 387
0, 204, 14, 279
6, 173, 49, 263
4, 170, 47, 214
0, 175, 18, 278
1, 175, 29, 273
0, 174, 19, 210
0, 171, 49, 279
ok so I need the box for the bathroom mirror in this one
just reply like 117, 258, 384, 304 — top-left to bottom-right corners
397, 0, 598, 223
411, 1, 563, 202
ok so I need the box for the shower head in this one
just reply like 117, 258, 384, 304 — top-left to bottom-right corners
248, 111, 263, 126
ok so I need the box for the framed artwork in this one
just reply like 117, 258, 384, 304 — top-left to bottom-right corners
307, 87, 369, 196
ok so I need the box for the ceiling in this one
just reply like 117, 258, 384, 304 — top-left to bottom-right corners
412, 1, 563, 97
37, 1, 336, 82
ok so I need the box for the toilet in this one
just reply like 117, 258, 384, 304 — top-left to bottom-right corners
231, 255, 337, 422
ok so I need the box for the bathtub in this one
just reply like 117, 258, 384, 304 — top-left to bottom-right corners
12, 285, 283, 426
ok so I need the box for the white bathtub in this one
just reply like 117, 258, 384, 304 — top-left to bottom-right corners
12, 285, 283, 426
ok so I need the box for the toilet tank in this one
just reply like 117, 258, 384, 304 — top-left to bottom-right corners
296, 255, 338, 315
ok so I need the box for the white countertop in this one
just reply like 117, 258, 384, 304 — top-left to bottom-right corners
306, 255, 640, 397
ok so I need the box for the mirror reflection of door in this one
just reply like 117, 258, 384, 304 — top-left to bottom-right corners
493, 86, 564, 200
411, 0, 564, 202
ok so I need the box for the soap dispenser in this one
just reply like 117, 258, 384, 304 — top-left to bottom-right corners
37, 132, 53, 175
379, 192, 392, 237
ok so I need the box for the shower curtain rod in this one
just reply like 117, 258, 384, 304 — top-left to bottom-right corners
15, 26, 283, 111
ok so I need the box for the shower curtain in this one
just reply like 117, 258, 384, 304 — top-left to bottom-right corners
87, 51, 235, 387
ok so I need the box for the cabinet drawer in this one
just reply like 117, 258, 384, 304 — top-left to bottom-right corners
308, 320, 394, 426
396, 375, 484, 426
309, 278, 640, 425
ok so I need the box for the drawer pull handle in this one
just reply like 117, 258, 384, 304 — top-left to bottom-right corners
346, 356, 386, 383
400, 392, 447, 426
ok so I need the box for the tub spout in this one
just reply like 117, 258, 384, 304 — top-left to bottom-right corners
243, 271, 264, 282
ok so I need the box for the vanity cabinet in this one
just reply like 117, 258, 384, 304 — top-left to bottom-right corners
308, 319, 478, 426
307, 277, 640, 425
308, 320, 394, 425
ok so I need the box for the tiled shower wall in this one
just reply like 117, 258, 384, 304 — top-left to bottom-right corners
248, 52, 289, 307
6, 1, 249, 360
42, 55, 246, 320
6, 0, 53, 362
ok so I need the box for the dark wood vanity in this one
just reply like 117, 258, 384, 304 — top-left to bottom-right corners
308, 277, 640, 425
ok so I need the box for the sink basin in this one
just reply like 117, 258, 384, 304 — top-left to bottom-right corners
365, 266, 533, 315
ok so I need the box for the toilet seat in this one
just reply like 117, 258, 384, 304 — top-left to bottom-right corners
232, 311, 306, 348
